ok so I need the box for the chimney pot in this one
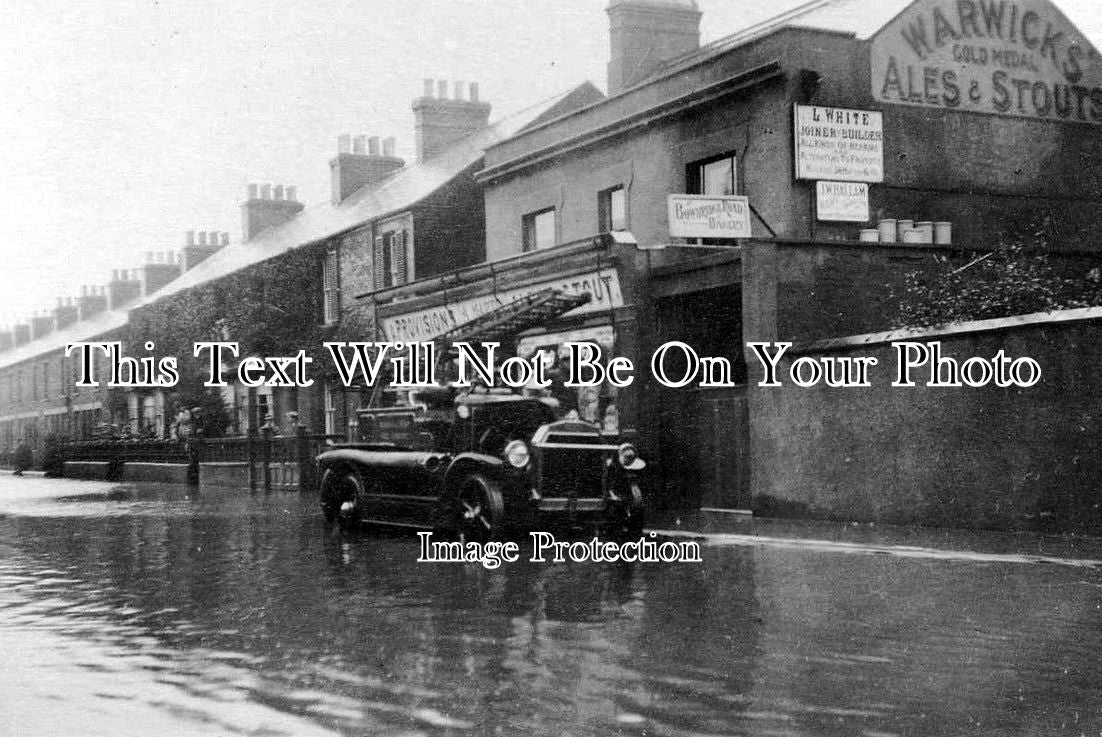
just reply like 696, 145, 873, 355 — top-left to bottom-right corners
285, 187, 296, 203
81, 285, 88, 297
186, 230, 195, 246
383, 137, 396, 157
469, 81, 479, 102
198, 232, 207, 246
339, 134, 352, 154
453, 80, 464, 100
352, 135, 366, 155
423, 78, 434, 97
260, 183, 272, 200
274, 184, 285, 200
248, 183, 259, 199
437, 80, 448, 99
368, 136, 381, 156
146, 251, 155, 263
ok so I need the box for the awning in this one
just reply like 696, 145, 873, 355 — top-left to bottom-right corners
431, 288, 591, 355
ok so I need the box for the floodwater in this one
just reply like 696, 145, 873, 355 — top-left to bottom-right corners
1, 477, 1101, 737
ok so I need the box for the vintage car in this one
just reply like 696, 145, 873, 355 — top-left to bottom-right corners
316, 387, 645, 541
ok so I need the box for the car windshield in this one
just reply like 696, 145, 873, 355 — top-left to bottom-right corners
469, 399, 556, 455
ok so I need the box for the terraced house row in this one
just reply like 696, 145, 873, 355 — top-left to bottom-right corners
3, 0, 1102, 524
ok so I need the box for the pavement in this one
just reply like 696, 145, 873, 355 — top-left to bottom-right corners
648, 508, 1102, 567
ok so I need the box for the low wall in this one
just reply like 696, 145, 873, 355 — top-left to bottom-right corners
198, 461, 301, 491
748, 308, 1102, 532
199, 462, 250, 489
120, 462, 191, 485
63, 461, 113, 480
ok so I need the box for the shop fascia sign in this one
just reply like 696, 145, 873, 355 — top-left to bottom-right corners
379, 270, 624, 343
793, 105, 885, 183
667, 194, 751, 239
870, 0, 1102, 124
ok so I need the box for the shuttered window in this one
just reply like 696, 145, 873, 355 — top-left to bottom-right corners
373, 235, 386, 290
322, 249, 340, 324
373, 228, 410, 289
391, 230, 408, 286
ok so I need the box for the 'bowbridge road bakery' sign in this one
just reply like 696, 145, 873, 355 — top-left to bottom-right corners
871, 0, 1102, 124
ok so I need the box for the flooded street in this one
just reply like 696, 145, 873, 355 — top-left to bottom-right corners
1, 476, 1101, 737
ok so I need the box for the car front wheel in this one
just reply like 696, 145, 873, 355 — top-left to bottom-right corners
455, 474, 505, 543
320, 467, 366, 529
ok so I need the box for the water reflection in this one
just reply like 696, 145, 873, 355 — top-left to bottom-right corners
1, 478, 1100, 736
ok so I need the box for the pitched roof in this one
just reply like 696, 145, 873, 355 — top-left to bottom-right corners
139, 83, 600, 307
0, 83, 600, 370
0, 308, 128, 370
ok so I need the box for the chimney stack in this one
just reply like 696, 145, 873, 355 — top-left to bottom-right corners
242, 183, 304, 241
606, 0, 701, 96
182, 229, 230, 270
54, 296, 79, 330
329, 132, 405, 205
108, 268, 142, 310
141, 250, 182, 296
30, 312, 55, 340
411, 79, 492, 163
0, 329, 12, 353
77, 285, 108, 320
13, 323, 30, 347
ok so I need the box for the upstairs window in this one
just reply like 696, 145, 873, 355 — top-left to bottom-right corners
322, 249, 340, 324
522, 208, 556, 252
373, 228, 409, 290
598, 186, 627, 232
688, 153, 738, 196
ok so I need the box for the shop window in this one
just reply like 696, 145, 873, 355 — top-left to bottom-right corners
322, 249, 340, 324
598, 186, 627, 232
373, 228, 409, 289
522, 208, 556, 252
688, 153, 738, 196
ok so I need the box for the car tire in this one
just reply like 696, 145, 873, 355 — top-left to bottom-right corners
456, 474, 505, 543
320, 467, 366, 529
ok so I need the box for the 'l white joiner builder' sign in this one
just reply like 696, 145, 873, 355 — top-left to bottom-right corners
794, 105, 885, 182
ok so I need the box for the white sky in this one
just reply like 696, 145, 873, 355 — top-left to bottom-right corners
0, 0, 1099, 329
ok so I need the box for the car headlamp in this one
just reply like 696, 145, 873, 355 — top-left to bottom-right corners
504, 439, 530, 468
617, 443, 638, 469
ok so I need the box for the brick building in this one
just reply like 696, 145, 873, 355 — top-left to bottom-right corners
366, 0, 1102, 511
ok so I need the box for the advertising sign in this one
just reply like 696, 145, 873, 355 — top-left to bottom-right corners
816, 181, 871, 222
379, 270, 624, 343
869, 0, 1102, 124
666, 194, 751, 239
793, 105, 885, 182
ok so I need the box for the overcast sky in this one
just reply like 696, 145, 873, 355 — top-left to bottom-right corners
1, 0, 1099, 330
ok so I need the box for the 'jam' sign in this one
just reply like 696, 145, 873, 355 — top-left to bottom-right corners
870, 0, 1102, 124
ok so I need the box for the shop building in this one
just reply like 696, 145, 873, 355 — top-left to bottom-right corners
369, 0, 1102, 512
